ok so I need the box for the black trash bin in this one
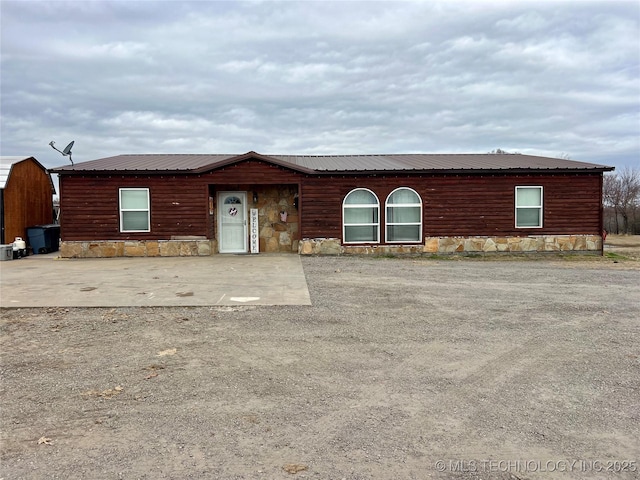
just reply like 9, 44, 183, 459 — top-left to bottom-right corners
26, 224, 60, 254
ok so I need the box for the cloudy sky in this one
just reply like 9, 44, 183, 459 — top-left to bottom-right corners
1, 0, 638, 172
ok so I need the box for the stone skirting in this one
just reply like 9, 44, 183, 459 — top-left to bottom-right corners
298, 235, 603, 256
61, 235, 603, 257
422, 235, 602, 253
60, 239, 217, 258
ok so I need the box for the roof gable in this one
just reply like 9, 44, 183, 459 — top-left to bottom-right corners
0, 156, 54, 191
192, 151, 317, 174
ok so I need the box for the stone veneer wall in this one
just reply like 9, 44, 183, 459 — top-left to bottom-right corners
60, 238, 217, 258
60, 234, 602, 258
299, 235, 603, 255
254, 186, 299, 253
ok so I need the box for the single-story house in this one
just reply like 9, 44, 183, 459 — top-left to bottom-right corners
0, 156, 56, 245
50, 151, 614, 257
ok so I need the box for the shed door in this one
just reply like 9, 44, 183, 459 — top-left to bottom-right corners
218, 192, 247, 253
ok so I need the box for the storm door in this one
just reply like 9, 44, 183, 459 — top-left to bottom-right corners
218, 192, 248, 253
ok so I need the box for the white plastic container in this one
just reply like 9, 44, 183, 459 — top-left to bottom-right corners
12, 237, 27, 258
13, 237, 26, 250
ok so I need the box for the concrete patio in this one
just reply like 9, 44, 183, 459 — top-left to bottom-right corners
0, 253, 311, 307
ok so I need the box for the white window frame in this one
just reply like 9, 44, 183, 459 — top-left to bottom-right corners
119, 188, 150, 233
342, 188, 380, 244
385, 187, 423, 243
515, 186, 543, 228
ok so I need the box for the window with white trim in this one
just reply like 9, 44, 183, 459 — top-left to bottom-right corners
119, 188, 150, 232
515, 186, 543, 228
386, 187, 422, 242
343, 188, 380, 243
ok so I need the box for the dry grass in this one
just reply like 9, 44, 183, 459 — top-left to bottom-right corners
605, 234, 640, 247
605, 234, 640, 261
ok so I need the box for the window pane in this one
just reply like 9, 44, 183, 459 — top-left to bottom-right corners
345, 190, 376, 205
343, 189, 380, 243
517, 188, 541, 207
387, 206, 420, 223
344, 207, 378, 224
345, 225, 377, 242
388, 189, 419, 204
516, 208, 541, 227
121, 190, 149, 209
387, 225, 420, 242
122, 211, 149, 231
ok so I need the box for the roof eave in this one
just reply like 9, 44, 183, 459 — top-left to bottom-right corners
51, 166, 615, 176
310, 166, 616, 175
50, 168, 198, 175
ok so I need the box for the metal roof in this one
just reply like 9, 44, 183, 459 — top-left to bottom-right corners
49, 151, 614, 174
51, 154, 237, 173
271, 153, 613, 171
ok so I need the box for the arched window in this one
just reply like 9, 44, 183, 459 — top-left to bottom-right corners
385, 187, 422, 243
343, 188, 380, 243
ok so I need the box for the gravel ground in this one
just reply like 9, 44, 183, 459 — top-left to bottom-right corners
1, 252, 639, 480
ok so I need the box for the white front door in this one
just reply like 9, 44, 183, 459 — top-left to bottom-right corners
218, 192, 248, 253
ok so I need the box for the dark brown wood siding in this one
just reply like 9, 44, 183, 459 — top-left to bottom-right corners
59, 160, 303, 241
300, 172, 603, 239
2, 158, 54, 244
59, 160, 604, 243
59, 175, 208, 241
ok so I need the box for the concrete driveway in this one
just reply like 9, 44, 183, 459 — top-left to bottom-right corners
0, 253, 311, 307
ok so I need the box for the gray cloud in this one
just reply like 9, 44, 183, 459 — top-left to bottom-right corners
1, 0, 638, 172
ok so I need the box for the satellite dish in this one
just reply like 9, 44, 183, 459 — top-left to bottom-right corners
62, 141, 74, 155
49, 140, 74, 165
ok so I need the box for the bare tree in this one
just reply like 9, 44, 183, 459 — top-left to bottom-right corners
488, 148, 521, 154
603, 167, 640, 234
603, 173, 621, 233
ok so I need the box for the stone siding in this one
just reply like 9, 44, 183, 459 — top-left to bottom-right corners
61, 234, 602, 258
253, 186, 299, 253
60, 239, 217, 258
299, 235, 603, 256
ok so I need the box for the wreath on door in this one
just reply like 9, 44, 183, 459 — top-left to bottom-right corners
228, 207, 238, 216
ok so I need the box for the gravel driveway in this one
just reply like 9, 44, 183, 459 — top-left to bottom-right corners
1, 254, 639, 479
